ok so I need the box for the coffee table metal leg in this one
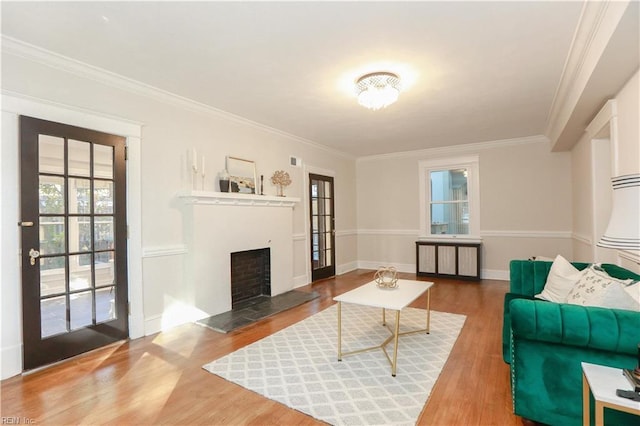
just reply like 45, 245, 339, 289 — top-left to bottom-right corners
337, 302, 342, 361
392, 310, 401, 376
382, 308, 386, 326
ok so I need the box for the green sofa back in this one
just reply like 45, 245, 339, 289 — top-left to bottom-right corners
503, 260, 640, 364
509, 260, 640, 297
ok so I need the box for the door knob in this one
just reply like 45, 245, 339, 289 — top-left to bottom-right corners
28, 249, 40, 266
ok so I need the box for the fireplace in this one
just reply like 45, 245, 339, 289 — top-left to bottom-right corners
230, 248, 271, 309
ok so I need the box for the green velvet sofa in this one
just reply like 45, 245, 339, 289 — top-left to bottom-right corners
503, 259, 640, 426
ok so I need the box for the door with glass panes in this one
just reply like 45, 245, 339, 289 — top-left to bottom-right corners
20, 116, 128, 371
309, 174, 335, 281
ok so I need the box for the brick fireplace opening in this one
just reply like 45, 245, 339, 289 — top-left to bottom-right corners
230, 248, 271, 309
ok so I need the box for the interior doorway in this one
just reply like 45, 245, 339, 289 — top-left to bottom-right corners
309, 173, 336, 281
20, 116, 129, 370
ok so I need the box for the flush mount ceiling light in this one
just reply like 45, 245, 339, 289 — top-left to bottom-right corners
355, 72, 402, 110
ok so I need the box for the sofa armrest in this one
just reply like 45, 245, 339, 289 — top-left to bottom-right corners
510, 299, 639, 355
502, 293, 537, 363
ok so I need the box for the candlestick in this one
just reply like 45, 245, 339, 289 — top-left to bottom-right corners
191, 148, 198, 190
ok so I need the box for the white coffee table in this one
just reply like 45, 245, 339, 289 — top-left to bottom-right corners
581, 362, 640, 426
333, 279, 434, 376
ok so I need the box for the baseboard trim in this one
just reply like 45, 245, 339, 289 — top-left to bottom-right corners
292, 274, 309, 288
481, 269, 509, 281
357, 261, 415, 274
1, 343, 22, 380
144, 315, 162, 336
336, 261, 358, 275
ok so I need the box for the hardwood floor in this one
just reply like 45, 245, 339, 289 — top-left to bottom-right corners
1, 270, 526, 425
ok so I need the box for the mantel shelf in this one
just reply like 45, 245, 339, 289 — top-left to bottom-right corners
177, 190, 300, 207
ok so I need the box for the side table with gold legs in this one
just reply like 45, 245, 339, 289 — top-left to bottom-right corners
581, 362, 640, 426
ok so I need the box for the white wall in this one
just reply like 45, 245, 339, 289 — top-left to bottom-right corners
356, 137, 573, 279
571, 70, 640, 272
614, 71, 640, 273
615, 71, 640, 177
0, 45, 358, 378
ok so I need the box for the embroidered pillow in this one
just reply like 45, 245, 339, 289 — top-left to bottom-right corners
623, 281, 640, 308
535, 255, 582, 303
565, 265, 638, 311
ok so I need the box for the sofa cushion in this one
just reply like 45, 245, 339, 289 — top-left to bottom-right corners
535, 255, 583, 303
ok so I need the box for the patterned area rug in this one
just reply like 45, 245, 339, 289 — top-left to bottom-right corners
203, 303, 466, 425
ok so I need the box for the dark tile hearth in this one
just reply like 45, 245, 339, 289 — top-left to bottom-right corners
196, 290, 320, 333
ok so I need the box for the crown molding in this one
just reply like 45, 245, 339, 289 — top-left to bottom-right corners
584, 99, 617, 138
545, 1, 630, 149
356, 134, 549, 163
1, 35, 354, 160
2, 90, 144, 137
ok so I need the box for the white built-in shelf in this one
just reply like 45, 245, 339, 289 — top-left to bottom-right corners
177, 190, 300, 207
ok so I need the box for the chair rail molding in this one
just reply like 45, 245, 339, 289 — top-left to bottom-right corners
481, 230, 573, 239
572, 232, 593, 246
142, 245, 189, 258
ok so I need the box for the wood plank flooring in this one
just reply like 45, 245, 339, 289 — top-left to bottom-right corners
1, 270, 525, 425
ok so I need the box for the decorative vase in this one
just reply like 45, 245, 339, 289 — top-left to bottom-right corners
219, 170, 230, 192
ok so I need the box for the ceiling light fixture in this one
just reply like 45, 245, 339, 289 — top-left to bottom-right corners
355, 72, 402, 110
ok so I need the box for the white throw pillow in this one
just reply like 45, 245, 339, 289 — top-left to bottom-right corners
623, 281, 640, 306
565, 265, 639, 311
535, 254, 582, 303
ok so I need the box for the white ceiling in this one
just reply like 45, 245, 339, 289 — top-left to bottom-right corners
1, 1, 589, 156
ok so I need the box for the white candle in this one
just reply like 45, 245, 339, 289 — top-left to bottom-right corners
201, 156, 205, 175
192, 148, 197, 170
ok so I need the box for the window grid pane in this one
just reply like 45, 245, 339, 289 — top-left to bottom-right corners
429, 168, 470, 235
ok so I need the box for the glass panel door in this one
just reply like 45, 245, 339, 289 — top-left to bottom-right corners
20, 116, 128, 371
310, 174, 335, 281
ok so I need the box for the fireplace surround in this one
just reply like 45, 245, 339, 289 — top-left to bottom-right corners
179, 190, 299, 318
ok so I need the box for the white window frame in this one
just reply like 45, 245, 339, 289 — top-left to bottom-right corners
418, 155, 480, 241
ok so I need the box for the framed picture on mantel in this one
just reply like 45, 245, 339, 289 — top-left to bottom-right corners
226, 156, 257, 194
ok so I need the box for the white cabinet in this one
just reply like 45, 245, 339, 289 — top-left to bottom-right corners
416, 241, 481, 280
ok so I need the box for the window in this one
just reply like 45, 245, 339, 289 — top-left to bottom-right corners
419, 155, 480, 239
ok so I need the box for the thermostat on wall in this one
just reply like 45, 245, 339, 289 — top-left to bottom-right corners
290, 156, 302, 167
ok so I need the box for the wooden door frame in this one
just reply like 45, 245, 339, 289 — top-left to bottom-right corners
1, 94, 143, 377
303, 165, 336, 284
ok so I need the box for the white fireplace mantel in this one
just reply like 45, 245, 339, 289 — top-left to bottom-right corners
177, 190, 300, 207
179, 188, 298, 318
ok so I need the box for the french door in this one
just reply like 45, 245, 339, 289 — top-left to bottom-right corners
309, 174, 336, 281
20, 116, 129, 371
